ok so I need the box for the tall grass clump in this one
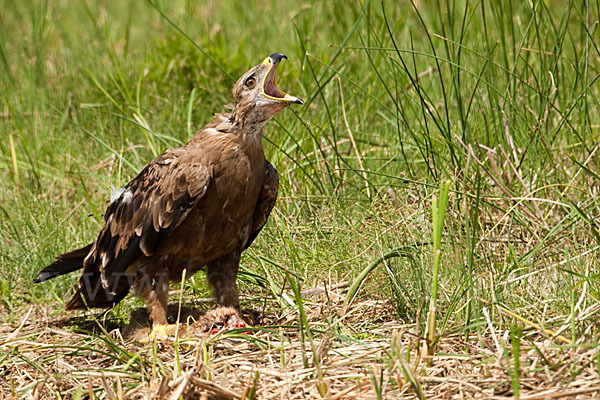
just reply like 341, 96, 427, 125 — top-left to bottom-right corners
337, 0, 600, 346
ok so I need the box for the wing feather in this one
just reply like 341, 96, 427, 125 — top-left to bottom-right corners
244, 161, 279, 250
81, 151, 211, 289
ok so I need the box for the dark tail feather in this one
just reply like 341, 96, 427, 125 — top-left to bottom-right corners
65, 271, 130, 310
65, 285, 129, 310
64, 289, 87, 310
34, 244, 93, 283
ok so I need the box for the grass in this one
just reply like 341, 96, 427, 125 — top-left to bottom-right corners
1, 0, 600, 398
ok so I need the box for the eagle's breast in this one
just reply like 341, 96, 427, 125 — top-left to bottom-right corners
157, 129, 265, 262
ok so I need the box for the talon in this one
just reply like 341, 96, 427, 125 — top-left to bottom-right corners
192, 307, 252, 335
209, 312, 249, 334
140, 323, 185, 342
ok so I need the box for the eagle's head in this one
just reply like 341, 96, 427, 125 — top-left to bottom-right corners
231, 53, 303, 128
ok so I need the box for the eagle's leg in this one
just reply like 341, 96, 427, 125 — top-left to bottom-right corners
206, 251, 241, 310
134, 270, 180, 338
203, 251, 251, 331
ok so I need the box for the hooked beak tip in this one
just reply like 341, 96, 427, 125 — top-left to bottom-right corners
269, 53, 288, 64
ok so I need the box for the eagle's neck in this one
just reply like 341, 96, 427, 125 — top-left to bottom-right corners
192, 112, 266, 145
229, 106, 270, 137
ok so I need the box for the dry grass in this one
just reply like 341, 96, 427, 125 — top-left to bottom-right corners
1, 285, 598, 399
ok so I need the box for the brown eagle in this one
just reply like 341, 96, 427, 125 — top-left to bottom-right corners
35, 53, 303, 336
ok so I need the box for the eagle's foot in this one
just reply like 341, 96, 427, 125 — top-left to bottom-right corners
189, 307, 248, 335
142, 323, 186, 342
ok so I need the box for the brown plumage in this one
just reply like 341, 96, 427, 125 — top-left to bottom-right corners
35, 53, 303, 333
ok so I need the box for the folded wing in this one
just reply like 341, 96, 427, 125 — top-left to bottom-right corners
65, 150, 211, 308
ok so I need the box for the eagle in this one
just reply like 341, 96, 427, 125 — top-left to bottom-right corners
35, 53, 303, 337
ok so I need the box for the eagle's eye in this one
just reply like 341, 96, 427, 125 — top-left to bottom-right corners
245, 76, 256, 88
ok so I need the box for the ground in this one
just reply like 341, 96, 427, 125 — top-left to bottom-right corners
2, 291, 599, 398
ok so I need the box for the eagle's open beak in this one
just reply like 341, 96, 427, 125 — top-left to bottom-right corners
261, 53, 304, 105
